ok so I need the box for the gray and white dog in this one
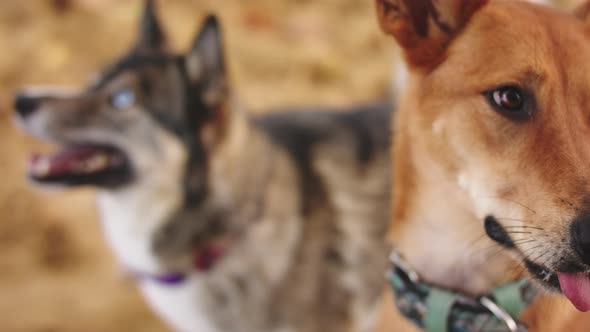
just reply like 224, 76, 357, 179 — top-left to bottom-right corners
14, 1, 392, 331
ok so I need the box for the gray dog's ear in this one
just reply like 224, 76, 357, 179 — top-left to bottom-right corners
185, 15, 227, 107
133, 0, 167, 54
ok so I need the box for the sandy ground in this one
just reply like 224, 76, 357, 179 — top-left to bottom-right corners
0, 0, 589, 331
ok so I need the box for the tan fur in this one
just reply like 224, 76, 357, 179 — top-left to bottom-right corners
376, 0, 590, 330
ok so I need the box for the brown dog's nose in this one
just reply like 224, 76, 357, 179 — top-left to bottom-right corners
14, 94, 41, 118
571, 216, 590, 266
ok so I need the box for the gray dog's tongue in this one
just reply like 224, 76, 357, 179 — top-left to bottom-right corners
28, 145, 124, 180
558, 272, 590, 312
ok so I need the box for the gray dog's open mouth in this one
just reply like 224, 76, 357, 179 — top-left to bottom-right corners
28, 144, 133, 188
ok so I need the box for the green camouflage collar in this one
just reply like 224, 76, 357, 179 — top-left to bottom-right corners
388, 251, 540, 332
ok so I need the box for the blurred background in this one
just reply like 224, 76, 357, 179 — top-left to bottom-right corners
0, 0, 584, 331
0, 0, 393, 331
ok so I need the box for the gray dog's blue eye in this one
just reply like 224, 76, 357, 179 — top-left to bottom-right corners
110, 89, 136, 109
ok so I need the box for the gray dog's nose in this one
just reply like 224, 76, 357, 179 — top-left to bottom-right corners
14, 93, 41, 118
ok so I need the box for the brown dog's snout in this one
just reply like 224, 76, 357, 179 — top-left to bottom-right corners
14, 93, 42, 118
571, 216, 590, 266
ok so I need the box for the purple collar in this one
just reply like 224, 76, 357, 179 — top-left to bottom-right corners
128, 245, 226, 286
131, 270, 187, 286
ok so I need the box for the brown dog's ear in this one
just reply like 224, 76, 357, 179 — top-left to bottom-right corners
575, 0, 590, 22
375, 0, 488, 68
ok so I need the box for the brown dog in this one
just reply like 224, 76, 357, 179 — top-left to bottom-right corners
376, 0, 590, 331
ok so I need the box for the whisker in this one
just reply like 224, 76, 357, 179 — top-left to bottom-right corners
520, 244, 544, 258
495, 218, 528, 223
514, 239, 536, 246
482, 246, 511, 262
502, 225, 545, 231
522, 243, 543, 251
529, 249, 550, 264
541, 251, 559, 266
470, 242, 504, 257
479, 196, 537, 214
466, 233, 492, 250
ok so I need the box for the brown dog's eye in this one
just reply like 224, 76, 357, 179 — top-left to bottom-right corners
486, 86, 530, 120
493, 88, 522, 110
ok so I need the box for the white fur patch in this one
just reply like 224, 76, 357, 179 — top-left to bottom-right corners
97, 129, 221, 331
525, 0, 552, 6
98, 129, 186, 273
140, 276, 220, 332
457, 173, 469, 191
18, 86, 81, 98
392, 58, 409, 99
432, 119, 445, 136
455, 170, 499, 220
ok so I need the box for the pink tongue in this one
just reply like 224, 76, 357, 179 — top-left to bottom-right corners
29, 146, 104, 177
558, 272, 590, 312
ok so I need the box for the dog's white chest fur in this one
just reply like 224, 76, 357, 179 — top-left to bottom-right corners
98, 187, 222, 332
97, 126, 187, 273
139, 276, 220, 332
98, 187, 175, 273
95, 130, 221, 331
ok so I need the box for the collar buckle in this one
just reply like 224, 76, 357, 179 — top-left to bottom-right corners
479, 296, 519, 332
